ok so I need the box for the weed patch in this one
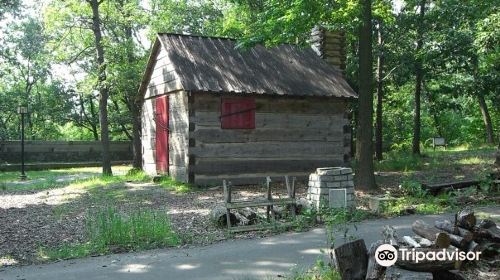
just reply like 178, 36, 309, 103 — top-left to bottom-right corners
38, 207, 179, 261
290, 259, 340, 280
88, 207, 179, 250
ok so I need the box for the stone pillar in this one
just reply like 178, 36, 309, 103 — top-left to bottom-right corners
307, 167, 355, 210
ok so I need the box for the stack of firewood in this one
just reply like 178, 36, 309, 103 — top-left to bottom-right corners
331, 209, 500, 280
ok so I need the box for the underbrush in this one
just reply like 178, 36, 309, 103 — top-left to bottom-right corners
38, 207, 179, 261
379, 179, 498, 216
290, 259, 340, 280
375, 146, 495, 172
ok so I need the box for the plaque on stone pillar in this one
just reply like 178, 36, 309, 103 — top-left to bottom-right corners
329, 188, 347, 208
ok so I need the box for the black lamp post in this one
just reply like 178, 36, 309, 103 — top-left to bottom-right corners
17, 106, 28, 181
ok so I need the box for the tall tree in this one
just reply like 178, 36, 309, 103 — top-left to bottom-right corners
412, 0, 426, 155
87, 0, 112, 175
355, 0, 377, 190
478, 94, 494, 143
375, 21, 384, 161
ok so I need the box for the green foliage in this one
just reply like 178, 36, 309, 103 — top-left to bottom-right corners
292, 207, 318, 231
87, 207, 179, 250
322, 208, 372, 247
399, 180, 428, 198
0, 0, 496, 154
0, 166, 147, 192
376, 151, 427, 171
39, 207, 179, 261
290, 259, 340, 280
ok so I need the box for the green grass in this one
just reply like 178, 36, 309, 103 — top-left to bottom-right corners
157, 176, 195, 193
380, 179, 499, 216
0, 167, 151, 192
375, 146, 495, 172
38, 207, 179, 261
0, 166, 138, 192
88, 207, 179, 249
289, 259, 340, 280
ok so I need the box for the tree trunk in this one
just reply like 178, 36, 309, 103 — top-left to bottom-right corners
88, 0, 112, 176
496, 140, 500, 168
355, 0, 377, 191
131, 105, 142, 169
119, 0, 142, 170
87, 95, 99, 140
478, 95, 494, 144
412, 0, 426, 155
375, 22, 384, 161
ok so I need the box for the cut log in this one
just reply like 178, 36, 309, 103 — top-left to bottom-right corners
382, 225, 399, 246
237, 208, 257, 224
210, 205, 237, 227
366, 240, 385, 280
413, 236, 433, 247
234, 212, 250, 225
474, 221, 500, 243
332, 239, 368, 280
467, 240, 480, 252
402, 236, 421, 248
477, 219, 496, 229
396, 248, 459, 272
432, 270, 466, 280
448, 233, 468, 249
475, 242, 500, 257
421, 180, 481, 195
384, 266, 432, 280
456, 209, 476, 230
412, 220, 451, 248
434, 220, 473, 242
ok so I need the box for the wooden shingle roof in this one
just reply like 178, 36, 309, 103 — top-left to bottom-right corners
139, 33, 357, 98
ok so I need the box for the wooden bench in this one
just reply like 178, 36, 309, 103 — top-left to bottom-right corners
432, 137, 447, 150
223, 176, 297, 233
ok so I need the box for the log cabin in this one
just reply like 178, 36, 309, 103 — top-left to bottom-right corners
138, 28, 357, 185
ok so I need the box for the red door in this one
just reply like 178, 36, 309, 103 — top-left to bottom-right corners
155, 95, 169, 174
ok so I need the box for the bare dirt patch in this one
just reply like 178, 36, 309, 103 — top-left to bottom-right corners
0, 181, 308, 266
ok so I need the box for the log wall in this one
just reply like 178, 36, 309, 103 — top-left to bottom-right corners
188, 92, 351, 185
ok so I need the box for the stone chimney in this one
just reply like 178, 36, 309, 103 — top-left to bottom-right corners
310, 26, 346, 73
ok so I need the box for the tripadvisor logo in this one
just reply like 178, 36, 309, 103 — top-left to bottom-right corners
375, 244, 481, 267
375, 244, 398, 267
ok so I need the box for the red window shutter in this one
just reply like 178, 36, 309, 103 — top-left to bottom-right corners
221, 98, 255, 129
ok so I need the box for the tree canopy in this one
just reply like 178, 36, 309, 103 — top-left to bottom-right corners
0, 0, 497, 179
